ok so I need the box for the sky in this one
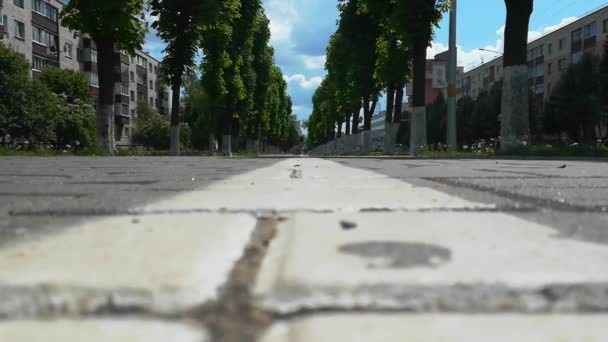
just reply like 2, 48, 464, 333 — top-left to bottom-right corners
143, 0, 608, 123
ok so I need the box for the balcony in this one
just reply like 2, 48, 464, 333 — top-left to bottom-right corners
32, 12, 58, 34
32, 42, 59, 60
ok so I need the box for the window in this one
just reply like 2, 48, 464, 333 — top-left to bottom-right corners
124, 127, 130, 137
535, 84, 544, 94
136, 55, 147, 67
130, 71, 134, 83
90, 49, 98, 63
547, 83, 552, 95
32, 56, 44, 71
122, 104, 129, 116
558, 58, 568, 71
64, 43, 73, 58
149, 80, 153, 90
583, 22, 597, 38
88, 73, 98, 87
572, 28, 582, 42
130, 91, 135, 101
32, 0, 58, 22
33, 26, 50, 45
131, 109, 136, 118
604, 19, 608, 33
14, 20, 25, 40
137, 91, 145, 103
547, 63, 552, 75
571, 51, 583, 64
149, 97, 153, 105
76, 48, 82, 62
121, 84, 129, 96
14, 0, 24, 9
527, 50, 534, 61
148, 62, 152, 71
136, 73, 145, 84
0, 6, 3, 26
558, 37, 567, 50
547, 43, 552, 54
154, 66, 158, 75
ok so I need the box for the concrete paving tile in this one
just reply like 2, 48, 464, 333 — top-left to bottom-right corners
260, 314, 608, 342
254, 212, 608, 314
0, 319, 208, 342
0, 213, 255, 315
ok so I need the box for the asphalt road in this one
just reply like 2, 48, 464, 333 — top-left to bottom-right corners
1, 156, 608, 341
333, 158, 608, 246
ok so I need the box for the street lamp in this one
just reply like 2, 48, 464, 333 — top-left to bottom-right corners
478, 48, 504, 55
447, 0, 457, 151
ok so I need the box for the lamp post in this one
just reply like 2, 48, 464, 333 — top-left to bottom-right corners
447, 0, 458, 150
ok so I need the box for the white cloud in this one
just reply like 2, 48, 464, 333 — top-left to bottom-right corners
303, 55, 326, 69
430, 16, 579, 72
528, 17, 578, 42
265, 0, 299, 44
284, 74, 323, 89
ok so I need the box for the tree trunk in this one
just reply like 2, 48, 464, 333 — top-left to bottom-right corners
363, 96, 372, 131
394, 86, 404, 122
95, 39, 116, 155
170, 83, 181, 156
337, 120, 343, 138
345, 113, 351, 135
386, 85, 396, 124
208, 133, 216, 156
501, 0, 533, 151
410, 29, 431, 153
352, 103, 361, 134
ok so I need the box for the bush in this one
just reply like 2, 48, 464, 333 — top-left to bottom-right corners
0, 43, 96, 149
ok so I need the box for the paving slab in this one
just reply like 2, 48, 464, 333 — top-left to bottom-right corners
260, 314, 608, 342
0, 319, 208, 342
142, 159, 491, 212
0, 213, 255, 316
254, 212, 608, 314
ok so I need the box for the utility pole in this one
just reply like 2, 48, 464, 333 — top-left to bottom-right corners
447, 0, 458, 150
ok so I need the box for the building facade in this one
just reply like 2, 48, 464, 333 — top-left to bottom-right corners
0, 0, 170, 147
463, 5, 608, 102
406, 50, 465, 108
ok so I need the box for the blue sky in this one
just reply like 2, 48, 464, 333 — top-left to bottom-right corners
143, 0, 608, 122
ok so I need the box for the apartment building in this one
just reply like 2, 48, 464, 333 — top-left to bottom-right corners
406, 50, 465, 108
463, 5, 608, 103
0, 0, 170, 147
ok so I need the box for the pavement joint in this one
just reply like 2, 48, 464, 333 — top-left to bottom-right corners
427, 177, 608, 213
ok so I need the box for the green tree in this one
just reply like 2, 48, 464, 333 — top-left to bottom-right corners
0, 43, 32, 144
149, 0, 222, 156
61, 0, 147, 154
545, 54, 601, 143
38, 68, 92, 103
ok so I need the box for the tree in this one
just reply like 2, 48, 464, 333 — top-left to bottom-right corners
149, 0, 222, 156
200, 0, 241, 155
61, 0, 147, 154
0, 43, 33, 144
38, 68, 92, 103
500, 0, 533, 150
545, 54, 602, 143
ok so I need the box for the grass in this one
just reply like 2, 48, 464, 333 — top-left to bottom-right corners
495, 145, 608, 158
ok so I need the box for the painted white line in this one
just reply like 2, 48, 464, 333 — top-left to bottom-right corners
254, 212, 608, 313
0, 319, 208, 342
261, 314, 608, 342
142, 158, 491, 212
0, 214, 255, 313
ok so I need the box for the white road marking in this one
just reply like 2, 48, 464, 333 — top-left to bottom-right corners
261, 314, 608, 342
141, 158, 492, 212
0, 214, 255, 313
0, 319, 208, 342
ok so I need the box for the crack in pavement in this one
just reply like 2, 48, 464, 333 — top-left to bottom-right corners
258, 283, 608, 318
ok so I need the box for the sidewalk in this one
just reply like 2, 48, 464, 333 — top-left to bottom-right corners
1, 157, 607, 341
